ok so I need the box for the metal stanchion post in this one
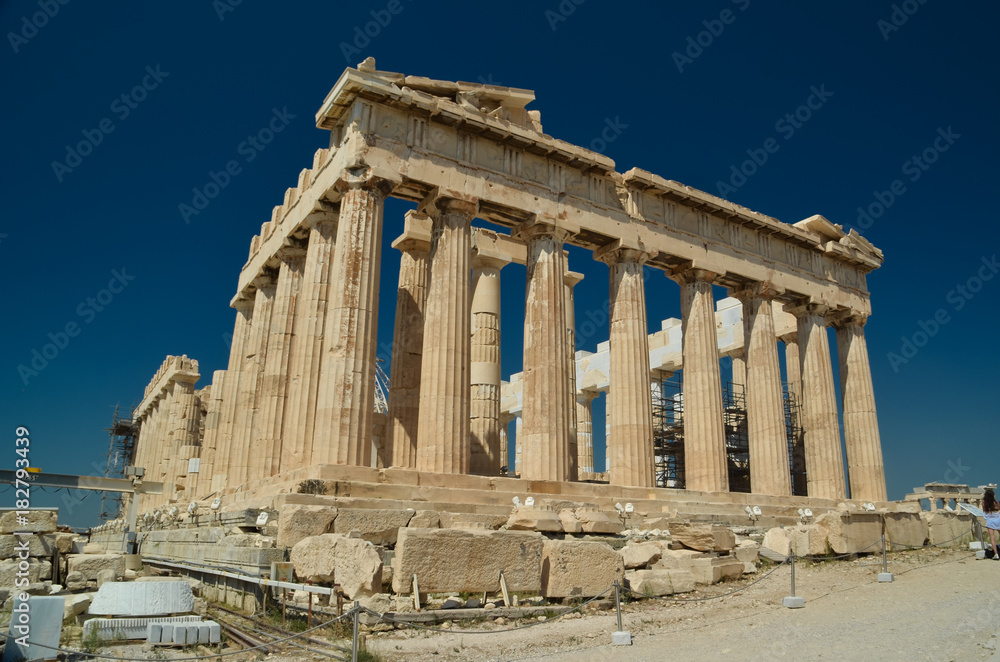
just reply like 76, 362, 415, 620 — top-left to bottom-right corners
782, 555, 805, 608
352, 601, 360, 662
611, 580, 632, 646
878, 535, 894, 582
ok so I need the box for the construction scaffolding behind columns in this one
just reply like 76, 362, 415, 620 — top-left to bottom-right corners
652, 378, 685, 489
100, 404, 137, 521
783, 385, 807, 496
722, 383, 750, 493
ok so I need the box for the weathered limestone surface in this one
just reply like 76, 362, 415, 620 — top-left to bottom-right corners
213, 303, 252, 492
670, 522, 736, 552
575, 392, 597, 474
764, 525, 831, 557
470, 251, 508, 476
688, 557, 743, 585
574, 507, 623, 534
0, 534, 54, 556
675, 269, 728, 492
625, 569, 695, 596
563, 270, 584, 480
276, 505, 337, 549
386, 212, 430, 468
333, 508, 414, 545
884, 512, 928, 548
541, 539, 624, 598
66, 554, 125, 581
290, 534, 382, 598
620, 542, 662, 569
921, 512, 974, 547
597, 244, 654, 488
90, 581, 194, 617
0, 558, 51, 586
815, 512, 882, 554
0, 510, 57, 534
506, 506, 562, 532
407, 510, 441, 529
835, 317, 888, 502
393, 528, 543, 594
416, 197, 476, 474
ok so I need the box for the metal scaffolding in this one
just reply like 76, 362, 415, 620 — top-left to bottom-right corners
723, 382, 750, 493
652, 378, 685, 489
784, 386, 808, 496
100, 404, 137, 521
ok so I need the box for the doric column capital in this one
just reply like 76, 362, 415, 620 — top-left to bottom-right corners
593, 239, 651, 266
777, 332, 798, 344
277, 243, 307, 263
512, 217, 574, 244
564, 270, 585, 288
334, 165, 396, 198
233, 296, 255, 315
730, 281, 782, 302
785, 300, 833, 320
392, 211, 433, 255
829, 311, 869, 329
252, 268, 278, 290
576, 389, 599, 404
669, 265, 718, 286
471, 253, 510, 272
302, 207, 339, 231
419, 188, 479, 218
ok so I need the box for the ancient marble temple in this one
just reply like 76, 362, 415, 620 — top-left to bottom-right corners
130, 59, 886, 511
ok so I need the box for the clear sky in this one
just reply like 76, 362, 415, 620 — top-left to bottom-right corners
2, 1, 998, 527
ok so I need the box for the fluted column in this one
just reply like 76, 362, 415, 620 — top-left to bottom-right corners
313, 174, 394, 467
229, 273, 277, 487
834, 315, 887, 501
170, 374, 201, 500
469, 251, 508, 475
196, 370, 226, 496
250, 247, 306, 481
673, 268, 728, 492
212, 299, 253, 492
734, 285, 790, 496
386, 212, 431, 468
280, 214, 337, 472
597, 243, 654, 487
781, 334, 802, 402
791, 304, 846, 500
514, 414, 523, 474
516, 221, 573, 482
731, 351, 746, 391
564, 269, 584, 481
416, 196, 476, 474
576, 391, 597, 474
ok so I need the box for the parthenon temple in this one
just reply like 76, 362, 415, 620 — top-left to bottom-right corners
128, 60, 886, 521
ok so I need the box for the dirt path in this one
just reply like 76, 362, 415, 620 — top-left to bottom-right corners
366, 549, 1000, 661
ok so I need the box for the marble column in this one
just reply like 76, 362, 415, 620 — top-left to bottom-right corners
212, 299, 254, 492
564, 269, 584, 481
500, 413, 515, 471
313, 174, 393, 467
196, 370, 226, 496
469, 251, 509, 475
731, 351, 746, 391
674, 268, 728, 493
228, 273, 277, 487
516, 221, 573, 482
250, 247, 306, 481
792, 304, 846, 500
576, 391, 597, 474
735, 286, 791, 497
416, 196, 476, 474
169, 373, 201, 501
597, 243, 654, 488
834, 315, 887, 501
280, 214, 338, 472
514, 413, 523, 475
386, 212, 431, 469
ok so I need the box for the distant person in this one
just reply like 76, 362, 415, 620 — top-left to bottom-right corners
983, 488, 1000, 560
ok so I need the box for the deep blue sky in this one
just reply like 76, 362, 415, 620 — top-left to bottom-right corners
3, 1, 997, 527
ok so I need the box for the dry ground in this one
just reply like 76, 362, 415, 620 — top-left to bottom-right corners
362, 548, 1000, 661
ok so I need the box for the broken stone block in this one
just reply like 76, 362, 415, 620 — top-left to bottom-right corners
642, 517, 673, 531
506, 505, 563, 532
541, 539, 623, 598
90, 581, 194, 616
574, 507, 623, 534
921, 512, 974, 547
789, 525, 830, 557
0, 558, 48, 586
54, 533, 76, 555
762, 527, 791, 557
885, 512, 928, 548
670, 523, 736, 552
734, 540, 760, 565
66, 554, 125, 582
815, 512, 882, 554
290, 534, 382, 599
82, 543, 104, 554
63, 593, 92, 620
392, 528, 542, 594
688, 557, 743, 585
65, 571, 86, 591
333, 508, 414, 545
0, 510, 57, 534
620, 542, 662, 569
96, 568, 116, 588
407, 510, 440, 528
652, 548, 709, 571
0, 534, 54, 557
439, 513, 508, 530
625, 569, 695, 596
557, 510, 583, 534
276, 505, 337, 549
